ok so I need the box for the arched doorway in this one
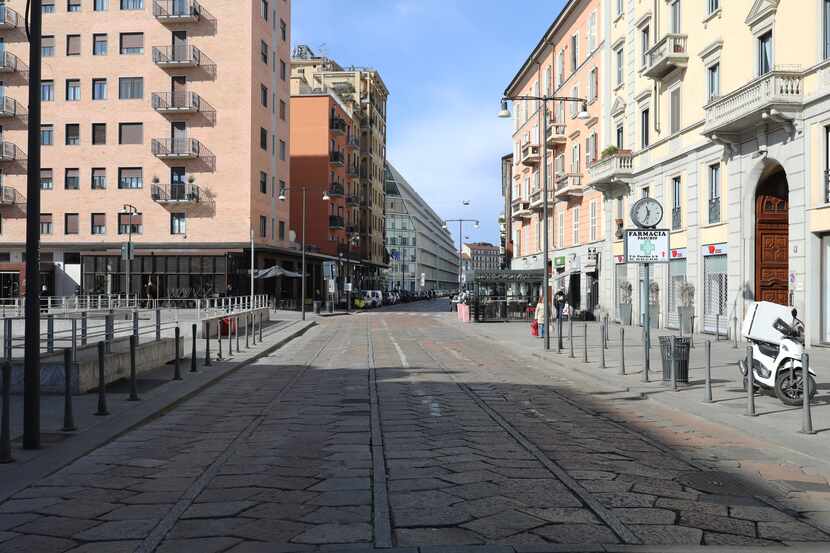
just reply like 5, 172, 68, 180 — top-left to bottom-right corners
755, 166, 789, 305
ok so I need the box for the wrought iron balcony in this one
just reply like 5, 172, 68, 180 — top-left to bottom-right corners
0, 141, 25, 162
0, 186, 16, 205
153, 0, 202, 23
329, 150, 344, 166
546, 123, 567, 146
529, 188, 555, 211
330, 117, 346, 134
0, 6, 19, 29
520, 143, 541, 167
347, 164, 359, 177
151, 137, 211, 160
151, 91, 213, 116
672, 206, 681, 230
703, 69, 802, 137
328, 183, 344, 197
0, 51, 26, 74
708, 197, 721, 224
151, 182, 201, 204
587, 151, 633, 194
555, 173, 583, 199
641, 34, 688, 79
329, 215, 345, 229
346, 195, 359, 207
0, 96, 25, 118
152, 44, 215, 72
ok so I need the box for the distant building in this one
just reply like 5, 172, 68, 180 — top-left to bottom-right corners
384, 163, 458, 292
500, 153, 514, 269
463, 242, 501, 273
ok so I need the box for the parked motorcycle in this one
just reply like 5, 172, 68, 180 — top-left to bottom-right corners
738, 301, 816, 406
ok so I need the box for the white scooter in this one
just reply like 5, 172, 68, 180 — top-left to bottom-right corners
738, 301, 816, 406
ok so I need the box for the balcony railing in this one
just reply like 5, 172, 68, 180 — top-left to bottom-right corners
152, 91, 210, 114
0, 6, 19, 29
0, 51, 26, 74
348, 135, 360, 148
641, 34, 688, 79
672, 206, 681, 230
330, 117, 346, 134
0, 141, 25, 162
0, 186, 16, 205
329, 215, 345, 229
347, 164, 359, 177
346, 195, 359, 207
520, 143, 541, 167
587, 151, 633, 193
555, 173, 583, 199
546, 123, 567, 146
151, 137, 211, 160
328, 183, 345, 197
329, 150, 344, 165
0, 96, 25, 118
511, 200, 531, 220
703, 69, 803, 136
152, 45, 215, 74
153, 0, 202, 22
708, 197, 721, 224
151, 182, 201, 204
529, 188, 555, 211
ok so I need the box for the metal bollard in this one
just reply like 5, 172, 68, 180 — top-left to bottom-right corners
190, 324, 197, 373
47, 314, 54, 353
61, 349, 77, 431
1, 362, 13, 462
703, 340, 713, 403
3, 319, 10, 360
600, 325, 606, 369
671, 337, 678, 392
245, 315, 250, 349
128, 335, 139, 401
583, 323, 588, 363
174, 327, 182, 381
235, 317, 240, 352
733, 317, 738, 349
745, 345, 756, 417
568, 317, 574, 359
801, 353, 815, 435
95, 342, 109, 416
205, 322, 212, 366
81, 311, 88, 346
217, 320, 223, 361
690, 315, 696, 349
619, 327, 625, 375
105, 313, 114, 353
155, 308, 161, 341
71, 318, 78, 364
133, 310, 139, 341
259, 312, 263, 342
716, 314, 720, 342
250, 314, 255, 346
228, 317, 233, 356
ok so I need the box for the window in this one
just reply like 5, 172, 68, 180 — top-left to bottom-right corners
572, 207, 580, 245
589, 68, 598, 102
118, 213, 142, 235
66, 35, 81, 56
571, 143, 580, 172
119, 33, 143, 55
118, 77, 143, 99
825, 0, 830, 59
65, 124, 80, 145
68, 0, 81, 13
707, 63, 719, 102
65, 213, 79, 235
118, 167, 142, 189
260, 0, 268, 20
92, 78, 107, 100
260, 40, 268, 64
41, 125, 53, 145
65, 168, 80, 190
119, 122, 143, 144
590, 200, 598, 242
92, 168, 106, 189
615, 47, 623, 86
641, 108, 650, 148
280, 60, 287, 80
280, 19, 287, 41
642, 186, 650, 199
670, 0, 680, 33
616, 123, 624, 149
570, 86, 579, 117
41, 80, 54, 101
670, 87, 681, 134
92, 123, 106, 145
120, 0, 143, 9
708, 0, 719, 14
260, 84, 268, 107
758, 31, 772, 76
40, 169, 53, 190
94, 0, 107, 11
279, 99, 286, 120
588, 11, 597, 52
66, 79, 81, 101
570, 34, 579, 72
641, 26, 650, 68
279, 140, 286, 161
259, 216, 267, 238
170, 213, 186, 234
42, 36, 55, 57
40, 214, 53, 235
42, 0, 56, 13
259, 171, 267, 194
279, 220, 285, 240
709, 163, 721, 224
672, 176, 682, 229
260, 128, 267, 150
91, 213, 106, 235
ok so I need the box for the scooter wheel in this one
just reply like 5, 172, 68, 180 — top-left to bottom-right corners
774, 369, 816, 406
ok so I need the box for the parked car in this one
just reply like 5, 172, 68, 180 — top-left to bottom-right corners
364, 290, 383, 308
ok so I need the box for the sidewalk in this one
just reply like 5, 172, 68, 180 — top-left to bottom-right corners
458, 318, 830, 532
0, 314, 316, 504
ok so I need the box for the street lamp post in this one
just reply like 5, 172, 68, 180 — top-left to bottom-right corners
442, 218, 480, 294
499, 95, 589, 351
121, 204, 138, 303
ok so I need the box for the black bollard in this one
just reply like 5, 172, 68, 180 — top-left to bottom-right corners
128, 335, 139, 401
801, 353, 815, 435
583, 323, 588, 363
745, 345, 755, 417
95, 342, 109, 416
690, 315, 696, 349
235, 317, 240, 352
245, 314, 250, 349
61, 349, 78, 430
600, 324, 606, 369
557, 316, 563, 353
1, 361, 12, 462
174, 327, 182, 381
251, 313, 256, 346
568, 317, 574, 359
259, 312, 263, 342
205, 322, 212, 366
191, 324, 197, 373
81, 310, 88, 346
217, 320, 223, 361
228, 317, 233, 356
671, 337, 678, 392
703, 340, 713, 403
619, 327, 625, 375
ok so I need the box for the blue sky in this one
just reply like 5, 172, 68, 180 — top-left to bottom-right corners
293, 0, 567, 246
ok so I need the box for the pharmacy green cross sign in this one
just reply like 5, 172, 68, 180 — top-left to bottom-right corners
624, 229, 670, 264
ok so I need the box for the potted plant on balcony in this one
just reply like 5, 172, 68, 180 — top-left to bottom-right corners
648, 281, 660, 329
618, 280, 632, 325
600, 145, 619, 160
151, 176, 160, 200
678, 281, 695, 334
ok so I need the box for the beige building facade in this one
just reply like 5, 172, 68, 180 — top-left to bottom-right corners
0, 0, 292, 299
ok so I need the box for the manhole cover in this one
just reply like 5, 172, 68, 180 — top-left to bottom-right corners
677, 471, 764, 496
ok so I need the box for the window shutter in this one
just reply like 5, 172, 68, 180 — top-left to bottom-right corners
93, 124, 106, 144
40, 168, 52, 180
670, 88, 681, 133
40, 213, 53, 225
119, 123, 143, 144
67, 35, 81, 55
92, 213, 106, 227
120, 167, 142, 179
65, 168, 79, 179
65, 214, 79, 234
42, 36, 55, 49
120, 33, 144, 50
92, 168, 106, 179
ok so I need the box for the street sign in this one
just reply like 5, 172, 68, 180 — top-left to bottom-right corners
323, 261, 337, 280
327, 280, 336, 294
624, 229, 670, 264
344, 282, 352, 292
121, 243, 135, 261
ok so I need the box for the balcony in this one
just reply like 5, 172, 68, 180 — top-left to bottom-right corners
586, 151, 634, 194
0, 186, 16, 205
153, 0, 202, 23
328, 183, 344, 197
0, 96, 25, 118
546, 123, 567, 146
151, 182, 201, 204
520, 143, 541, 167
346, 195, 359, 207
0, 6, 19, 29
330, 117, 347, 134
151, 137, 211, 161
329, 150, 345, 166
0, 51, 26, 74
347, 135, 360, 149
347, 164, 359, 177
555, 173, 583, 199
329, 215, 345, 229
152, 44, 215, 73
511, 199, 531, 220
529, 188, 555, 211
703, 69, 803, 137
0, 141, 25, 162
641, 34, 688, 79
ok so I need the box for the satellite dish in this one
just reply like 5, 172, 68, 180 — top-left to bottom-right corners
289, 230, 297, 242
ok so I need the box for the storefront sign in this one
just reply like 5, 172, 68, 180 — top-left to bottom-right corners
702, 243, 728, 257
614, 255, 626, 264
584, 251, 599, 273
624, 229, 670, 264
554, 256, 566, 268
670, 247, 687, 259
567, 254, 581, 273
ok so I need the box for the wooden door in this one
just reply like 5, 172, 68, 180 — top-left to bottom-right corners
755, 193, 789, 305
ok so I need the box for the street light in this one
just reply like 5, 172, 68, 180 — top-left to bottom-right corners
443, 211, 480, 294
498, 93, 590, 352
120, 204, 138, 303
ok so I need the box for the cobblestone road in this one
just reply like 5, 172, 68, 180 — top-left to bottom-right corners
1, 302, 829, 552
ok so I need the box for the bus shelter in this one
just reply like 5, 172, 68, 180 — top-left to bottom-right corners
471, 269, 544, 322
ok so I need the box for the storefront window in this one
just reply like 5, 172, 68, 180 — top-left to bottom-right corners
823, 235, 830, 343
667, 259, 687, 329
703, 254, 728, 335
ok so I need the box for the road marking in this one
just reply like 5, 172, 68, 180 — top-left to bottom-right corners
366, 318, 393, 549
389, 336, 410, 368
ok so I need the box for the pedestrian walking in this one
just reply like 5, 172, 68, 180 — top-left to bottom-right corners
535, 295, 547, 338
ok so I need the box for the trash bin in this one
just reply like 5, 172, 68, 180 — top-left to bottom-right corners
313, 300, 321, 314
659, 336, 690, 385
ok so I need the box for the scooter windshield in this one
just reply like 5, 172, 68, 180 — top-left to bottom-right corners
773, 318, 795, 336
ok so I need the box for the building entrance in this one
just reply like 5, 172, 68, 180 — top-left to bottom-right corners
755, 167, 789, 305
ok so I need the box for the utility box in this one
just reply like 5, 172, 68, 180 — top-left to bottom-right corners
742, 301, 793, 345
